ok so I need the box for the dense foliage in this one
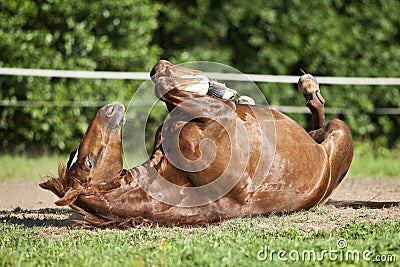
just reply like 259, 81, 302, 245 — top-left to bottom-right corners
154, 0, 400, 149
0, 0, 160, 153
1, 0, 399, 153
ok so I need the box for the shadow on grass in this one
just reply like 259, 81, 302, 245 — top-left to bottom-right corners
327, 199, 400, 209
1, 201, 399, 229
0, 207, 74, 227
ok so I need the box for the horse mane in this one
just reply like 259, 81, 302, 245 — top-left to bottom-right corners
40, 163, 68, 199
71, 205, 151, 229
40, 164, 151, 229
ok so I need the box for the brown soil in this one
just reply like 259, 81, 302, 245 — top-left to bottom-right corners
0, 177, 399, 230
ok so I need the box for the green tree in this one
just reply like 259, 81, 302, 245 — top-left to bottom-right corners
1, 0, 399, 153
154, 0, 400, 148
0, 0, 160, 153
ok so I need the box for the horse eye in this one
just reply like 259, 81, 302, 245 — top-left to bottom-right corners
86, 158, 93, 169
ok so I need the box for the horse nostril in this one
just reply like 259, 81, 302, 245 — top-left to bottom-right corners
104, 102, 125, 118
106, 105, 115, 117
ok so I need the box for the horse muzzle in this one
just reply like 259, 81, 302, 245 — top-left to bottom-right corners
103, 102, 126, 129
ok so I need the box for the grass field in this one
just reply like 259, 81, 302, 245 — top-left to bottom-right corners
0, 144, 399, 182
0, 212, 399, 267
0, 145, 399, 266
0, 153, 147, 182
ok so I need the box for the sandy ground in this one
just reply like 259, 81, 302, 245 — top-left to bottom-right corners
0, 177, 399, 230
0, 181, 60, 210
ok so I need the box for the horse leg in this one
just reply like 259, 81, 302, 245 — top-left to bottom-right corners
318, 119, 354, 203
153, 76, 246, 188
297, 74, 353, 203
151, 60, 237, 100
298, 74, 325, 132
155, 76, 236, 118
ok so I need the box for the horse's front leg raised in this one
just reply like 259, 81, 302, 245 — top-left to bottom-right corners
155, 76, 236, 120
153, 77, 242, 188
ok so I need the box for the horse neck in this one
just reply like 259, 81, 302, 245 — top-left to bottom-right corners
124, 158, 237, 225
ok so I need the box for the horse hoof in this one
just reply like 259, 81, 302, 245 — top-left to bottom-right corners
298, 73, 319, 96
236, 96, 255, 105
207, 81, 237, 100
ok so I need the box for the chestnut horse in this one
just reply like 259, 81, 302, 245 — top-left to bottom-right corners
40, 61, 353, 227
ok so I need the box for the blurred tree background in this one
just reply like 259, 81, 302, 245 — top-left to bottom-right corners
0, 0, 160, 153
0, 0, 399, 154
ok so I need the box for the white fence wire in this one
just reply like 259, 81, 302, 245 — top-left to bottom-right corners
0, 67, 399, 114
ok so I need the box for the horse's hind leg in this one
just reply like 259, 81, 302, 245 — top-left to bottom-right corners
297, 73, 325, 131
297, 74, 353, 203
318, 119, 354, 203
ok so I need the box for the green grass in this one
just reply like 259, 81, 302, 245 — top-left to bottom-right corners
1, 144, 399, 182
0, 218, 398, 266
347, 145, 400, 178
0, 155, 68, 182
0, 145, 399, 266
0, 154, 147, 182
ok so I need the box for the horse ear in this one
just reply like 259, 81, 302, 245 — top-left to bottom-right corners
55, 188, 80, 206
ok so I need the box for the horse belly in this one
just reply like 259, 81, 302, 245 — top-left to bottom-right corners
243, 117, 331, 214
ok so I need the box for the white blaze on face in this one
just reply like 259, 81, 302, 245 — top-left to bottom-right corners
68, 146, 79, 170
181, 74, 210, 95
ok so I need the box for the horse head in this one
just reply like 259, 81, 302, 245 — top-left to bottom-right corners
40, 102, 125, 206
67, 102, 125, 183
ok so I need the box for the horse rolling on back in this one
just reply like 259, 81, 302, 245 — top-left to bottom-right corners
40, 61, 353, 227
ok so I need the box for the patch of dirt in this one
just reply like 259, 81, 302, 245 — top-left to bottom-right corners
0, 177, 399, 230
248, 205, 400, 233
0, 181, 60, 210
331, 177, 400, 202
0, 181, 75, 227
